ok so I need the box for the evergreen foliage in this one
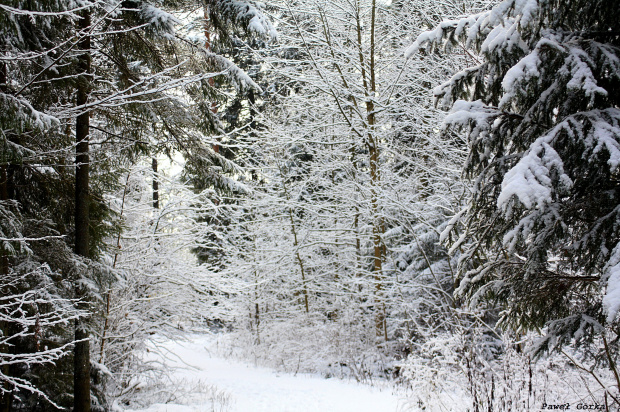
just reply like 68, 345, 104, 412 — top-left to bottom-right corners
0, 0, 273, 408
2, 0, 619, 409
411, 0, 620, 372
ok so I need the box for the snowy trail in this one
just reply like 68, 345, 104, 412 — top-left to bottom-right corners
124, 334, 404, 412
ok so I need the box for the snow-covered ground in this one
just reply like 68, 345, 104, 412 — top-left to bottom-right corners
123, 334, 405, 412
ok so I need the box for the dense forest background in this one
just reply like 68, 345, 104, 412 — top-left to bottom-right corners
0, 0, 619, 410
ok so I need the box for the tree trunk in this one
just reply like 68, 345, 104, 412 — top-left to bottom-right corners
204, 4, 219, 153
152, 158, 159, 209
248, 89, 257, 132
286, 196, 310, 313
356, 0, 386, 340
74, 9, 92, 412
279, 165, 310, 313
370, 0, 387, 342
0, 168, 12, 412
0, 62, 14, 412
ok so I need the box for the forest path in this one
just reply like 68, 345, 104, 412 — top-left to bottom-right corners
124, 333, 405, 412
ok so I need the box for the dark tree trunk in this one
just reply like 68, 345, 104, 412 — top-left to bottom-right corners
0, 62, 14, 412
152, 158, 159, 209
248, 89, 257, 132
204, 5, 220, 153
74, 9, 92, 412
0, 168, 12, 412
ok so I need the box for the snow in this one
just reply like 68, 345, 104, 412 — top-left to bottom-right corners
497, 125, 572, 211
123, 334, 403, 412
1, 93, 59, 132
513, 0, 539, 26
480, 22, 525, 55
404, 19, 458, 58
141, 4, 181, 38
499, 41, 544, 107
444, 100, 496, 126
215, 0, 277, 40
603, 244, 620, 323
440, 208, 466, 245
248, 14, 277, 40
206, 52, 263, 93
591, 118, 620, 172
565, 46, 608, 99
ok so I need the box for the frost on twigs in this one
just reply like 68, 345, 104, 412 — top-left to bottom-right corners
0, 267, 83, 408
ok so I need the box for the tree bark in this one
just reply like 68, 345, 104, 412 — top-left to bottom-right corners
152, 158, 159, 209
278, 165, 310, 313
74, 9, 92, 412
0, 61, 14, 412
204, 4, 220, 153
356, 0, 386, 340
285, 190, 310, 313
0, 168, 12, 412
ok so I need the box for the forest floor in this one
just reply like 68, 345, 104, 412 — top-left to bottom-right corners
122, 333, 406, 412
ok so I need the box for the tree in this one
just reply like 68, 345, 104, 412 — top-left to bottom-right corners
410, 0, 620, 401
258, 0, 412, 341
0, 0, 273, 407
73, 6, 92, 410
213, 0, 494, 385
0, 1, 89, 408
0, 201, 83, 410
91, 162, 238, 408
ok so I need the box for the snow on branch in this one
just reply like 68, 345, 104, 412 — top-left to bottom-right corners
496, 132, 571, 211
563, 45, 608, 100
604, 243, 620, 323
0, 3, 91, 17
209, 0, 277, 40
444, 100, 499, 129
406, 0, 543, 62
204, 51, 263, 92
140, 4, 181, 39
498, 108, 620, 214
0, 93, 59, 133
0, 235, 65, 242
0, 267, 84, 408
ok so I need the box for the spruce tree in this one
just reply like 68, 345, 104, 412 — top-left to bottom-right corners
0, 2, 85, 409
410, 0, 620, 394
